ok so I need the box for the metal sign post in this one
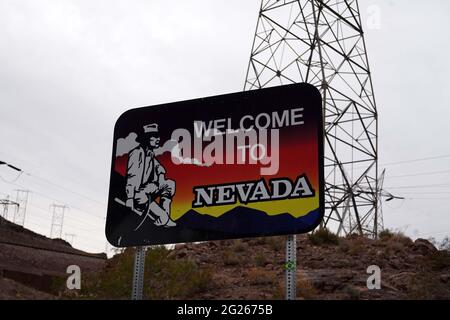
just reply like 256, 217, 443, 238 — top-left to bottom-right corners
285, 235, 297, 300
131, 246, 146, 300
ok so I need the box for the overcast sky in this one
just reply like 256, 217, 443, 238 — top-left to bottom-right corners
1, 0, 449, 254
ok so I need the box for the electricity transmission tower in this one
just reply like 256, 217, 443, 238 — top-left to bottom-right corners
50, 204, 68, 239
245, 0, 380, 237
0, 196, 19, 221
65, 233, 76, 246
13, 189, 31, 227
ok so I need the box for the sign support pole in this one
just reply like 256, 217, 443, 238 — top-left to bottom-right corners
285, 235, 297, 300
131, 246, 146, 300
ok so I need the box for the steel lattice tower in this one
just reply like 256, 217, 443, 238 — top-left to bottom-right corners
245, 0, 380, 237
50, 204, 68, 239
13, 189, 30, 227
1, 196, 19, 221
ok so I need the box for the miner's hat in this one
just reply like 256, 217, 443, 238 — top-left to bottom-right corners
143, 123, 159, 134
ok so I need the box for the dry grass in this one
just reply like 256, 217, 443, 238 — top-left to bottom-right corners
297, 276, 318, 300
427, 250, 450, 271
308, 228, 339, 246
266, 236, 284, 252
379, 229, 413, 246
253, 237, 268, 245
349, 241, 365, 256
61, 246, 213, 299
344, 285, 361, 300
246, 268, 276, 285
254, 252, 270, 267
406, 272, 449, 300
220, 249, 242, 266
231, 240, 248, 253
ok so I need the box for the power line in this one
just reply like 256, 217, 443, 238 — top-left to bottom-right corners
1, 172, 107, 249
355, 153, 450, 172
0, 160, 22, 172
381, 154, 450, 167
0, 171, 24, 183
406, 198, 450, 200
3, 195, 106, 251
26, 172, 106, 207
0, 152, 41, 171
22, 221, 106, 252
1, 179, 105, 220
416, 229, 450, 238
28, 202, 102, 230
2, 158, 106, 209
30, 188, 105, 220
0, 153, 105, 205
399, 192, 450, 195
25, 209, 105, 245
386, 183, 450, 189
0, 160, 24, 183
385, 170, 450, 179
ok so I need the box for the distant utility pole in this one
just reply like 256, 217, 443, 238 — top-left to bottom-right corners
65, 233, 76, 246
50, 204, 68, 239
0, 195, 19, 221
13, 189, 31, 227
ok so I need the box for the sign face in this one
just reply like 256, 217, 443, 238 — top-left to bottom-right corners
106, 83, 324, 247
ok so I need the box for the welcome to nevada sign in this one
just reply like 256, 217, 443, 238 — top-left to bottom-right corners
106, 83, 324, 246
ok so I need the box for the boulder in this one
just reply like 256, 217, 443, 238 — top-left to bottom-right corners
174, 243, 187, 250
412, 239, 437, 255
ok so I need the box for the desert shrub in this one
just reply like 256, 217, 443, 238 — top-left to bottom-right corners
254, 252, 270, 267
72, 246, 212, 299
384, 240, 406, 255
344, 285, 361, 300
338, 241, 350, 253
428, 250, 450, 271
78, 247, 136, 299
231, 240, 248, 253
407, 248, 450, 299
266, 236, 284, 252
246, 268, 275, 285
297, 276, 318, 300
253, 237, 268, 245
406, 272, 449, 300
308, 228, 339, 246
379, 229, 412, 246
50, 276, 68, 296
220, 249, 242, 266
145, 257, 213, 299
270, 281, 284, 300
378, 229, 394, 240
347, 237, 367, 256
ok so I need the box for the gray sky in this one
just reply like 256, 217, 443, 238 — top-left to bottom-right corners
0, 0, 449, 254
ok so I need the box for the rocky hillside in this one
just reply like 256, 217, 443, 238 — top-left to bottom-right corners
1, 215, 448, 300
62, 229, 449, 300
0, 216, 106, 299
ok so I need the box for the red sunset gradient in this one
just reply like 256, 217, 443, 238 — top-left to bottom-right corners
114, 127, 319, 207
